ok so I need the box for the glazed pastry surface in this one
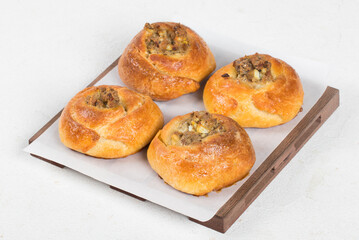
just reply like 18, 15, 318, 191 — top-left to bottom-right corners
118, 22, 216, 101
204, 53, 304, 128
59, 85, 163, 158
147, 111, 255, 196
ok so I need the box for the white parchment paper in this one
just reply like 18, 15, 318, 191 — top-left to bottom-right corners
24, 35, 327, 221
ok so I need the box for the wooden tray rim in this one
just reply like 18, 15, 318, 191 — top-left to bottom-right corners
28, 57, 340, 233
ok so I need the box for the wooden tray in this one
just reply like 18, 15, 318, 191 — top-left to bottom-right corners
28, 58, 340, 233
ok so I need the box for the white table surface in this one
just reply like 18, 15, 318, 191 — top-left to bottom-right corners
1, 0, 358, 239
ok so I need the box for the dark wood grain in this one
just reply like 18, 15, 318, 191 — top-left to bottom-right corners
30, 154, 65, 168
189, 86, 339, 233
27, 57, 339, 234
110, 186, 147, 202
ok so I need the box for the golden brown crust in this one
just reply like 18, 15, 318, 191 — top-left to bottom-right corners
118, 22, 216, 101
147, 111, 255, 196
203, 54, 304, 128
59, 85, 164, 158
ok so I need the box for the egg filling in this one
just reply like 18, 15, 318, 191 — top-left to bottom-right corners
86, 87, 121, 109
232, 54, 273, 84
145, 23, 189, 55
170, 112, 225, 146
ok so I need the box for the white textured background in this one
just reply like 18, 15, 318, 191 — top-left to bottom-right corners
1, 0, 358, 239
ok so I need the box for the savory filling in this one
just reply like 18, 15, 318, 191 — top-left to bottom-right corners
170, 112, 225, 146
232, 54, 273, 83
86, 87, 121, 109
144, 23, 189, 55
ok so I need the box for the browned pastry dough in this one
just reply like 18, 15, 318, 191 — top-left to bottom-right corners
203, 53, 304, 128
59, 85, 163, 158
147, 111, 255, 196
118, 22, 216, 101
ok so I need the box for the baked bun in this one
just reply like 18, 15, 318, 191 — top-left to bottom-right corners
59, 85, 163, 158
118, 22, 216, 101
203, 53, 304, 128
147, 111, 255, 196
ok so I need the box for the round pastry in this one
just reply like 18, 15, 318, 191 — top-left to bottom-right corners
59, 85, 163, 158
147, 111, 255, 196
203, 53, 304, 128
118, 22, 216, 101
